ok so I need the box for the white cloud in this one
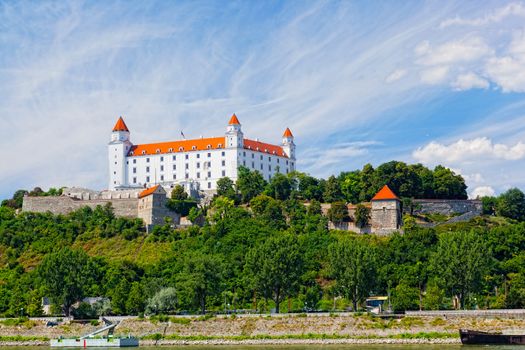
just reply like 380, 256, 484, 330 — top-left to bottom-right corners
420, 66, 449, 84
440, 2, 525, 27
451, 72, 489, 90
415, 37, 492, 66
385, 69, 407, 83
470, 186, 496, 199
485, 56, 525, 92
413, 137, 525, 164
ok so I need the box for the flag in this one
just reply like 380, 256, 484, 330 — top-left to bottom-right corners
181, 131, 185, 139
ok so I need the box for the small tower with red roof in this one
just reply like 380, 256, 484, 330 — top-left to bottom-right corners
370, 185, 402, 234
109, 116, 133, 190
225, 113, 243, 149
281, 127, 295, 160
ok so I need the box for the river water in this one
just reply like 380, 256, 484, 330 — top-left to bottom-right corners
2, 346, 524, 350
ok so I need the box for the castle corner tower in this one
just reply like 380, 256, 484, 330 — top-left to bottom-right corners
108, 116, 132, 190
281, 127, 295, 160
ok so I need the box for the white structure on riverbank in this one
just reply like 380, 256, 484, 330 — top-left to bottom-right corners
108, 115, 296, 194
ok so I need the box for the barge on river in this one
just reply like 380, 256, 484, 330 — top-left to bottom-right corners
51, 318, 138, 348
460, 329, 525, 345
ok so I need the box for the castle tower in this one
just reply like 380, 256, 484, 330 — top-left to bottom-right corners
370, 185, 402, 235
108, 116, 132, 190
225, 114, 243, 149
282, 127, 295, 159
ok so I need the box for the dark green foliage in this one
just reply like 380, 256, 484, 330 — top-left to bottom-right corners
236, 166, 267, 203
216, 177, 237, 201
171, 185, 188, 200
496, 188, 525, 221
166, 199, 197, 216
354, 204, 370, 228
245, 233, 304, 313
265, 172, 293, 200
327, 201, 348, 225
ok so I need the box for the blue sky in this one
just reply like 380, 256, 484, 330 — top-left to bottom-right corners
2, 0, 525, 200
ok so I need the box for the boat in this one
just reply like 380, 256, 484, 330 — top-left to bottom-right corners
460, 329, 525, 345
50, 317, 139, 347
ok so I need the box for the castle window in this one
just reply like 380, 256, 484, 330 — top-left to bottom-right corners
286, 168, 289, 174
146, 158, 150, 163
168, 148, 173, 153
256, 147, 259, 151
133, 167, 137, 174
114, 161, 117, 165
126, 161, 129, 165
146, 176, 150, 182
221, 160, 225, 166
277, 158, 280, 163
268, 165, 271, 171
133, 177, 137, 184
260, 164, 263, 170
252, 161, 254, 168
197, 172, 200, 178
185, 154, 189, 160
208, 182, 211, 189
268, 156, 271, 161
185, 164, 189, 169
192, 146, 196, 150
207, 145, 211, 149
260, 155, 263, 160
160, 156, 164, 161
197, 154, 200, 158
173, 174, 176, 179
252, 154, 254, 159
172, 156, 176, 161
222, 170, 226, 177
221, 151, 225, 156
207, 171, 211, 177
185, 173, 189, 179
207, 153, 211, 157
142, 151, 146, 155
113, 171, 116, 175
161, 175, 164, 181
243, 160, 246, 166
160, 165, 164, 171
146, 166, 150, 173
248, 146, 252, 149
286, 160, 289, 165
197, 162, 200, 168
218, 144, 222, 148
130, 151, 134, 155
156, 149, 160, 153
179, 147, 184, 151
243, 151, 246, 156
272, 151, 276, 155
173, 164, 176, 170
133, 159, 136, 164
264, 148, 268, 153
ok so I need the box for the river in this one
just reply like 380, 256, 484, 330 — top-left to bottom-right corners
2, 346, 524, 350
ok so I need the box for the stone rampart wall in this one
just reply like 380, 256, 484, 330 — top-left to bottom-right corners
22, 196, 138, 218
412, 199, 482, 216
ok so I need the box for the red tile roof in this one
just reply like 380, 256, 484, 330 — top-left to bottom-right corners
139, 185, 160, 198
112, 117, 129, 132
283, 128, 293, 137
228, 114, 240, 125
371, 185, 399, 201
128, 137, 226, 156
128, 137, 288, 158
244, 139, 288, 158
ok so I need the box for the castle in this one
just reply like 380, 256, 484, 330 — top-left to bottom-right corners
109, 114, 296, 195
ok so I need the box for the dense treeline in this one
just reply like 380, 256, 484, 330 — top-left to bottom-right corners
1, 190, 525, 317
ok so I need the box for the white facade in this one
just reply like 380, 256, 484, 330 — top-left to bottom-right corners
108, 115, 296, 193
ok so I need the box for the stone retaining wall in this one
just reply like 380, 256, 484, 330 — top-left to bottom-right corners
412, 199, 482, 216
22, 196, 138, 218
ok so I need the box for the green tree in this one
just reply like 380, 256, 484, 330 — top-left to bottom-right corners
496, 188, 525, 221
176, 253, 223, 314
216, 177, 237, 201
329, 238, 377, 311
392, 282, 419, 311
354, 204, 370, 228
245, 233, 304, 313
327, 201, 348, 226
171, 185, 188, 200
430, 231, 491, 308
482, 196, 497, 215
126, 282, 146, 315
236, 166, 267, 203
323, 176, 343, 203
145, 287, 178, 315
340, 171, 361, 204
37, 248, 93, 316
265, 172, 292, 200
433, 166, 467, 199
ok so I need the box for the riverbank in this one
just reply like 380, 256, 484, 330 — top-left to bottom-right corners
2, 313, 525, 345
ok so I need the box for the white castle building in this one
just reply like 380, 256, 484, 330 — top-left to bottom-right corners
108, 114, 296, 193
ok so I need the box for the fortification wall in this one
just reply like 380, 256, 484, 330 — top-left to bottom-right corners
412, 199, 482, 216
22, 196, 138, 218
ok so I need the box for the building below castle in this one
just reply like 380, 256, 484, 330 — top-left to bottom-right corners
109, 114, 296, 196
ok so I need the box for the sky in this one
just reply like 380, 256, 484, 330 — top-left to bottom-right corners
1, 0, 525, 200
